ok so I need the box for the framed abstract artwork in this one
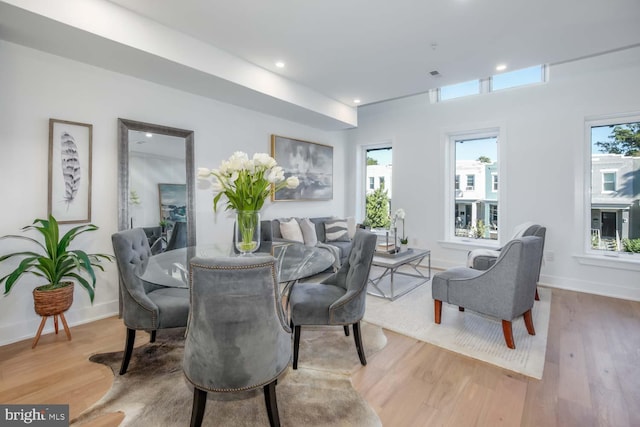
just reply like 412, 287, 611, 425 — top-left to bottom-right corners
48, 119, 93, 224
158, 183, 187, 229
270, 135, 333, 201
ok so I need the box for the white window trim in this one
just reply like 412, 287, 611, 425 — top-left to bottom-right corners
441, 123, 505, 248
358, 140, 393, 222
600, 169, 617, 193
582, 112, 640, 265
492, 173, 498, 191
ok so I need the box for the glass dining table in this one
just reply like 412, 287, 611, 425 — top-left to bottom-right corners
137, 242, 335, 295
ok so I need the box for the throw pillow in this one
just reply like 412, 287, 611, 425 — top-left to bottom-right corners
299, 218, 318, 246
324, 219, 350, 242
346, 216, 357, 239
280, 218, 304, 243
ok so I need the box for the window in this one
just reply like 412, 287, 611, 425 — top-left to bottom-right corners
588, 117, 640, 253
450, 133, 499, 241
602, 172, 616, 192
364, 146, 392, 228
491, 65, 546, 91
440, 79, 480, 101
466, 175, 475, 190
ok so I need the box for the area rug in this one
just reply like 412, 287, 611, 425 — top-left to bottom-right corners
363, 268, 551, 379
72, 322, 386, 426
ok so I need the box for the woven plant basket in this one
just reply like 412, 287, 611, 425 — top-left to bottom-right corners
33, 282, 74, 316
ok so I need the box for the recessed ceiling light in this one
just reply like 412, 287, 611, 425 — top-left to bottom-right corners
145, 133, 153, 138
496, 64, 507, 72
353, 99, 361, 104
275, 61, 285, 68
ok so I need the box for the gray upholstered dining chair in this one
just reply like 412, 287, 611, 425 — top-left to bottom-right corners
111, 228, 190, 375
288, 229, 377, 369
432, 235, 544, 349
165, 221, 188, 251
183, 255, 291, 427
468, 223, 546, 300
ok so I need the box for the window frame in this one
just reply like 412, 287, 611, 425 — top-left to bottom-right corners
582, 112, 640, 259
443, 125, 504, 247
601, 170, 617, 193
492, 172, 499, 191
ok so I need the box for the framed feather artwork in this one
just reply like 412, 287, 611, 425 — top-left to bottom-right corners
48, 119, 93, 223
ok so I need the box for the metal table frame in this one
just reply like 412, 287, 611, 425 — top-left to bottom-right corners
367, 248, 431, 301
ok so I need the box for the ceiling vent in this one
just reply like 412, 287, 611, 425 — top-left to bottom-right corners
429, 70, 441, 77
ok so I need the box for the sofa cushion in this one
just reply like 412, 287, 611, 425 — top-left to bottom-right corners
279, 218, 304, 243
299, 218, 318, 246
324, 219, 350, 242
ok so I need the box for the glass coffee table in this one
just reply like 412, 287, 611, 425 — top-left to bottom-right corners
367, 248, 431, 301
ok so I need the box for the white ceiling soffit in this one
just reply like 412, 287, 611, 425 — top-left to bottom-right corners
0, 0, 357, 130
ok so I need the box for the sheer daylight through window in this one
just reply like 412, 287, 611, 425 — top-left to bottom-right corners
590, 120, 640, 254
453, 136, 498, 240
365, 147, 392, 229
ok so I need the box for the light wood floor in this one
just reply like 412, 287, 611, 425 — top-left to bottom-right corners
1, 288, 639, 426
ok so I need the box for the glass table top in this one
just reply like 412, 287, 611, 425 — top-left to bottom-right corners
137, 242, 335, 288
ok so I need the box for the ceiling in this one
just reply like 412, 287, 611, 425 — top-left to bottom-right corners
1, 0, 639, 129
105, 0, 640, 106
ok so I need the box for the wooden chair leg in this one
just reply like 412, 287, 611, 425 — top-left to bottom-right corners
292, 325, 301, 370
501, 320, 515, 349
119, 328, 136, 375
535, 288, 540, 301
523, 309, 536, 335
343, 325, 350, 336
32, 316, 48, 349
353, 321, 367, 366
150, 330, 157, 343
59, 312, 72, 341
190, 388, 207, 427
54, 314, 59, 334
434, 300, 442, 324
263, 380, 281, 427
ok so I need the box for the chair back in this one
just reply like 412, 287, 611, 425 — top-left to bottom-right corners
493, 235, 543, 314
522, 225, 546, 280
183, 256, 291, 392
165, 221, 187, 251
111, 228, 158, 328
325, 230, 377, 325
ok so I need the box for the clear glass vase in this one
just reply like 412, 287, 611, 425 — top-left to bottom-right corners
235, 210, 261, 255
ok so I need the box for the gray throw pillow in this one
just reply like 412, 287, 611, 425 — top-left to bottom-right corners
324, 219, 350, 242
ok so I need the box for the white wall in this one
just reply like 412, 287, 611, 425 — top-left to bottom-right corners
346, 47, 640, 301
0, 40, 347, 345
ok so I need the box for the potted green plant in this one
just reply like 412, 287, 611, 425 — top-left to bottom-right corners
0, 215, 113, 313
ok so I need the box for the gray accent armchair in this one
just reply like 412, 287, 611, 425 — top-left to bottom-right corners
468, 224, 546, 300
432, 236, 543, 349
111, 228, 190, 374
288, 229, 377, 368
183, 256, 291, 427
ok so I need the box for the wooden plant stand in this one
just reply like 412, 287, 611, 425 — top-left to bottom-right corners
32, 313, 71, 348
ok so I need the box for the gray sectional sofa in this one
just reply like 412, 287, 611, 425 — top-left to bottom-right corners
261, 216, 354, 264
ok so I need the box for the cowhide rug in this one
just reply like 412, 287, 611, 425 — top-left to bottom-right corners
72, 322, 386, 426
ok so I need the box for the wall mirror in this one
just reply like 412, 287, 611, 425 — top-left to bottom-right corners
117, 119, 196, 247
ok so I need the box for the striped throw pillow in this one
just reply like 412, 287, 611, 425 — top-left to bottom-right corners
324, 219, 350, 242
